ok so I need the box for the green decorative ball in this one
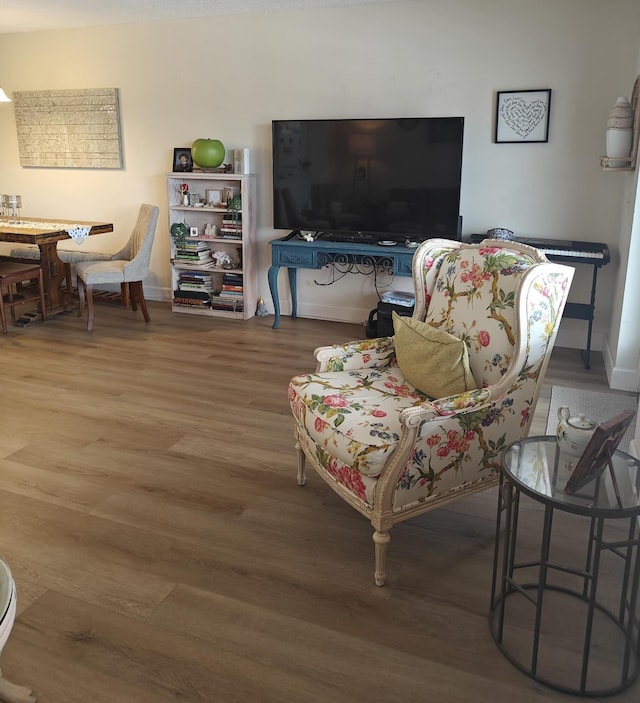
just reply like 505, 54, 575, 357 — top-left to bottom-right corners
191, 139, 225, 168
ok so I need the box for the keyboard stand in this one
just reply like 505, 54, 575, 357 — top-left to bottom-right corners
562, 262, 600, 370
469, 234, 609, 370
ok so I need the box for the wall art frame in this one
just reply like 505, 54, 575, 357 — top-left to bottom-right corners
14, 88, 123, 169
495, 89, 552, 144
564, 408, 636, 496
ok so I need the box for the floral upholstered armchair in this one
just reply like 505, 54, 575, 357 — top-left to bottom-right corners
288, 239, 574, 585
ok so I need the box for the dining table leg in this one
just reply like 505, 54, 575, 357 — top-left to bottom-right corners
37, 242, 72, 314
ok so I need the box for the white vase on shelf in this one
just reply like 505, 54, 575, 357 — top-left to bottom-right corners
605, 96, 633, 166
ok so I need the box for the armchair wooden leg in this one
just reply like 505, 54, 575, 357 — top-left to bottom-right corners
0, 669, 36, 702
295, 439, 306, 486
372, 530, 391, 587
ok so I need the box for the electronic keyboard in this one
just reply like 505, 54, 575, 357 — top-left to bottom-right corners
469, 234, 610, 266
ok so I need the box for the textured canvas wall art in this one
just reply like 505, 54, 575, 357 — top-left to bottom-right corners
13, 88, 123, 168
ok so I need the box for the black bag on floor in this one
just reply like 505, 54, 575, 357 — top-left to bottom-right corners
365, 301, 414, 338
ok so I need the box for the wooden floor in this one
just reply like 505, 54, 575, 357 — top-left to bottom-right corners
0, 301, 638, 702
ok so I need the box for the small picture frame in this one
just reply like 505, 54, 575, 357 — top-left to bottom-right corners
188, 193, 200, 207
495, 89, 552, 143
564, 409, 636, 496
173, 148, 193, 172
223, 186, 240, 205
189, 226, 199, 237
206, 189, 223, 207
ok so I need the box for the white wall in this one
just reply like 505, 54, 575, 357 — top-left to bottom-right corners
0, 0, 639, 357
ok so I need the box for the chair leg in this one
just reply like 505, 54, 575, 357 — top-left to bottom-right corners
77, 276, 86, 318
295, 439, 306, 486
0, 672, 36, 703
372, 530, 391, 587
129, 281, 150, 323
37, 269, 47, 322
121, 282, 130, 309
7, 285, 16, 320
85, 283, 95, 331
0, 285, 7, 334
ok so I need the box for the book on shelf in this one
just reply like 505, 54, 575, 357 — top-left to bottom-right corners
178, 272, 212, 281
174, 300, 211, 308
178, 245, 210, 254
172, 260, 218, 270
221, 285, 243, 293
179, 284, 214, 293
173, 289, 210, 300
175, 249, 211, 258
175, 256, 213, 265
175, 259, 213, 266
210, 300, 244, 312
180, 239, 210, 249
173, 296, 211, 308
179, 275, 213, 283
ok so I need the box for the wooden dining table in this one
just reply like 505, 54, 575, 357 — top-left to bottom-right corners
0, 216, 113, 315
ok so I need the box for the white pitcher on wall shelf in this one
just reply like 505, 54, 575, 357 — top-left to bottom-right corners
606, 97, 633, 166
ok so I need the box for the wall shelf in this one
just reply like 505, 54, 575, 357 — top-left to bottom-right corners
601, 74, 639, 171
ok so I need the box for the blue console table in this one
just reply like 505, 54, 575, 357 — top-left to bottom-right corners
268, 236, 415, 328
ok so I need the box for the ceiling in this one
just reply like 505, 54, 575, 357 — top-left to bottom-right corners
0, 0, 394, 35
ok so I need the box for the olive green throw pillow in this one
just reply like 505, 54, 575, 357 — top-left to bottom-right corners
392, 312, 476, 398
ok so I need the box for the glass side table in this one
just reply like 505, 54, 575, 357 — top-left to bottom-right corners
490, 436, 640, 697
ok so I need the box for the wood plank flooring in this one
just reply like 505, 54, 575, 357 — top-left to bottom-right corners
0, 302, 638, 702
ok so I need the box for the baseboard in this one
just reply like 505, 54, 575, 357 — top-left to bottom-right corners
272, 303, 614, 346
603, 335, 640, 392
145, 285, 172, 303
280, 302, 372, 327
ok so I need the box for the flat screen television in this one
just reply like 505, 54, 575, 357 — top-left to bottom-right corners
272, 117, 464, 242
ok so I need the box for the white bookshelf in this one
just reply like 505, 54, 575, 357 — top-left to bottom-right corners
167, 172, 256, 320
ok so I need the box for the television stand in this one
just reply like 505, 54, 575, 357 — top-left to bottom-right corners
268, 235, 415, 328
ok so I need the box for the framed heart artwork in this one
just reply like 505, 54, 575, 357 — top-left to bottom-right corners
495, 89, 552, 143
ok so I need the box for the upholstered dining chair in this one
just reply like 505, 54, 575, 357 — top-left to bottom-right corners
0, 260, 47, 333
74, 203, 159, 331
288, 238, 574, 586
